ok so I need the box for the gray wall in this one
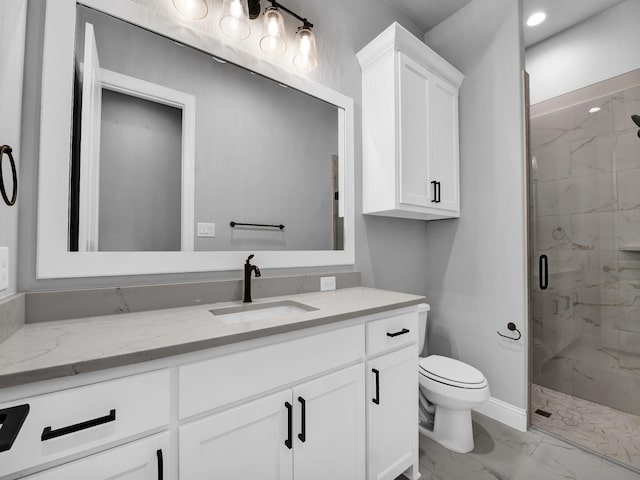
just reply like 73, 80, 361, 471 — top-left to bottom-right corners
0, 1, 27, 299
99, 90, 183, 251
424, 0, 528, 411
18, 0, 430, 294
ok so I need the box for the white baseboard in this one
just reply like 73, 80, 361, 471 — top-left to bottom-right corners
473, 396, 527, 432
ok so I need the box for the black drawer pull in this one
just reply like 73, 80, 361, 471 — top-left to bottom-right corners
157, 449, 164, 480
0, 404, 30, 453
284, 402, 293, 449
430, 181, 437, 202
41, 409, 116, 441
372, 369, 380, 405
298, 397, 306, 443
387, 328, 410, 338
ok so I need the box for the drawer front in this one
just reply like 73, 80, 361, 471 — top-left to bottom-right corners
366, 312, 418, 357
23, 432, 169, 480
179, 324, 364, 419
0, 369, 170, 477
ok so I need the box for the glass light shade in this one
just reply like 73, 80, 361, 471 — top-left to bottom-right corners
172, 0, 208, 19
293, 27, 318, 72
259, 7, 287, 56
220, 0, 251, 40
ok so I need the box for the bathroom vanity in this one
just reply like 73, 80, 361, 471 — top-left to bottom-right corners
0, 288, 424, 480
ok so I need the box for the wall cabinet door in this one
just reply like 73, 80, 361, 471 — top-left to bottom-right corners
293, 364, 365, 480
398, 53, 432, 209
25, 433, 169, 480
367, 346, 417, 480
179, 390, 293, 480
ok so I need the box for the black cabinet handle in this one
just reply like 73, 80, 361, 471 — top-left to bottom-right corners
387, 328, 410, 338
436, 181, 441, 203
297, 396, 306, 443
41, 409, 116, 441
156, 449, 164, 480
284, 402, 292, 449
539, 255, 548, 290
430, 181, 437, 203
372, 368, 380, 405
0, 404, 30, 453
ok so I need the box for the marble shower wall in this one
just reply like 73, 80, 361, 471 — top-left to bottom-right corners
530, 83, 640, 415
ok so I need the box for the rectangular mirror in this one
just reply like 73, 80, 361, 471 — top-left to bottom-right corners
37, 0, 354, 278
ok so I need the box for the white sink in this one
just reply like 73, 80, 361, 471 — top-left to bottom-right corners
209, 300, 317, 325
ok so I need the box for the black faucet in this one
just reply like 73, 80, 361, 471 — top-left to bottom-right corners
243, 254, 261, 303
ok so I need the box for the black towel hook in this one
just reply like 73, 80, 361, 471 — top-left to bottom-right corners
497, 322, 521, 341
0, 145, 18, 206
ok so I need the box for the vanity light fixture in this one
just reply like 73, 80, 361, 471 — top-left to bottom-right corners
256, 0, 318, 71
589, 107, 601, 113
172, 0, 208, 19
526, 11, 547, 27
260, 6, 287, 56
220, 0, 252, 39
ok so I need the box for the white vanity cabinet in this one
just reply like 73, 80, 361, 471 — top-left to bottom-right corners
180, 366, 365, 480
0, 304, 420, 480
358, 22, 464, 221
365, 313, 420, 480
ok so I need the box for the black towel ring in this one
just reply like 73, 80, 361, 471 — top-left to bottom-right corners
497, 322, 522, 341
0, 145, 17, 206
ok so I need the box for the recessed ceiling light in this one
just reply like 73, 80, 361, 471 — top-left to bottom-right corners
589, 107, 601, 113
526, 11, 547, 27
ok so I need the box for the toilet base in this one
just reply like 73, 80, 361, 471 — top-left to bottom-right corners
418, 406, 475, 453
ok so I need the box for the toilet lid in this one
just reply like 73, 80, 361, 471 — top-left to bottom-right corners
419, 355, 487, 387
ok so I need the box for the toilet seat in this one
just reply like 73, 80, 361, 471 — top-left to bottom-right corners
419, 355, 487, 389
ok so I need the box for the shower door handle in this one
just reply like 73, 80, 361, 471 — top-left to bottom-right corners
539, 255, 548, 290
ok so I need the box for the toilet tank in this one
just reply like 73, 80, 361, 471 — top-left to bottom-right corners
418, 303, 430, 356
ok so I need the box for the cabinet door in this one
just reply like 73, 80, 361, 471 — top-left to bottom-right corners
428, 76, 459, 212
25, 433, 168, 480
367, 346, 418, 480
293, 364, 365, 480
179, 390, 293, 480
398, 53, 433, 208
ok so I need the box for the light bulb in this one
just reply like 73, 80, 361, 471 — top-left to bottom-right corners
172, 0, 208, 19
293, 26, 318, 72
260, 7, 287, 56
220, 0, 251, 40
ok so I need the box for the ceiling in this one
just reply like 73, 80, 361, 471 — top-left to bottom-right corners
389, 0, 626, 47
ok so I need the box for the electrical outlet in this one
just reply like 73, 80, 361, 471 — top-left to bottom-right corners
197, 223, 216, 237
0, 247, 8, 291
320, 276, 336, 292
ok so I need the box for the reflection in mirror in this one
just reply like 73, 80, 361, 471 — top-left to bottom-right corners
70, 5, 342, 253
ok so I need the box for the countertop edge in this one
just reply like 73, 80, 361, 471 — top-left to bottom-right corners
0, 295, 425, 389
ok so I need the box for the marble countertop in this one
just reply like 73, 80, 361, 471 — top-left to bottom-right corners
0, 287, 424, 388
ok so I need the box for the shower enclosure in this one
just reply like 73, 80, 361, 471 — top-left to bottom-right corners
529, 71, 640, 470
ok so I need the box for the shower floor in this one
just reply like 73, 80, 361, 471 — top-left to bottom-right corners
531, 384, 640, 471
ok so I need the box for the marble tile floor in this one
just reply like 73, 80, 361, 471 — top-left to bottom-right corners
395, 411, 640, 480
531, 383, 640, 471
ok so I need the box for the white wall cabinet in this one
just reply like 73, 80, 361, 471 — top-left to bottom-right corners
358, 22, 464, 221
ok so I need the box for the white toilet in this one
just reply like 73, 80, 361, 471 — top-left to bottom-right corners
417, 304, 490, 453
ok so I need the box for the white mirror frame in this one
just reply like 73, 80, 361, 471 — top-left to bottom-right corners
37, 0, 355, 278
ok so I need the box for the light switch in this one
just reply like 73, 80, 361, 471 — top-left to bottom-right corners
197, 223, 216, 237
0, 247, 8, 291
